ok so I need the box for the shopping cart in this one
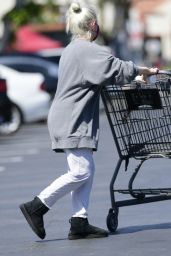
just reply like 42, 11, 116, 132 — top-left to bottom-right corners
101, 70, 171, 232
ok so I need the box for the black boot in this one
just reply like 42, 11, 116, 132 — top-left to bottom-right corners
19, 197, 49, 239
68, 217, 108, 240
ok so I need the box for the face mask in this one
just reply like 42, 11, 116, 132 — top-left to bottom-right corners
90, 21, 100, 41
92, 24, 99, 41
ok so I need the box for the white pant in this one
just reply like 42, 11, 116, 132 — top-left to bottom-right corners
38, 148, 95, 218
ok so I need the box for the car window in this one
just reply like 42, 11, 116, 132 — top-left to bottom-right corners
3, 63, 47, 75
0, 57, 58, 77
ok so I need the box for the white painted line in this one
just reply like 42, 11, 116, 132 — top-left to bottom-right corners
10, 156, 23, 163
0, 166, 5, 172
0, 156, 23, 164
27, 149, 39, 155
0, 149, 39, 157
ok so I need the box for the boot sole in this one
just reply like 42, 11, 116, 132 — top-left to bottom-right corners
68, 233, 108, 240
19, 204, 45, 239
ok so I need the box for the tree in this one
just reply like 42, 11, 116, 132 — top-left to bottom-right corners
1, 0, 60, 51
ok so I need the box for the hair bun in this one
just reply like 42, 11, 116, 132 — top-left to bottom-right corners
71, 2, 82, 13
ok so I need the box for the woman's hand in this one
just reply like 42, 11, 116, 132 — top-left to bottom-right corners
137, 67, 159, 83
138, 67, 159, 76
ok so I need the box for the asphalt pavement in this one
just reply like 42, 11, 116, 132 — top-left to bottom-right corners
1, 113, 171, 256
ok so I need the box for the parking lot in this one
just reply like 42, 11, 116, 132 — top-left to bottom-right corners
1, 113, 171, 256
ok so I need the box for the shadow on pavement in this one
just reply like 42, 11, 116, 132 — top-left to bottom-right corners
36, 238, 68, 243
109, 222, 171, 235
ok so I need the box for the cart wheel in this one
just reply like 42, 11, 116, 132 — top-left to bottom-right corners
106, 208, 118, 232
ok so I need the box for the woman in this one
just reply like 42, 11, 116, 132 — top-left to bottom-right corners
20, 2, 158, 240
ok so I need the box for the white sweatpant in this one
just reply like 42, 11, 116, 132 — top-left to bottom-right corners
38, 148, 95, 218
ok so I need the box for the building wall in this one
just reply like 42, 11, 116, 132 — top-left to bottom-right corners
146, 0, 171, 61
0, 0, 16, 38
131, 0, 171, 62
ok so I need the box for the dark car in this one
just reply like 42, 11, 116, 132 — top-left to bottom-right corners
0, 53, 59, 97
0, 78, 12, 125
0, 77, 22, 135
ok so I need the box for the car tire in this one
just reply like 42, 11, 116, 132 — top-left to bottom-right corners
0, 103, 22, 135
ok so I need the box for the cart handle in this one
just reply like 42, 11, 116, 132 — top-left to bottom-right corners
157, 70, 171, 76
146, 70, 171, 77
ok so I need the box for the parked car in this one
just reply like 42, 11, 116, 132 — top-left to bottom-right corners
11, 25, 63, 53
0, 53, 59, 97
7, 23, 70, 53
0, 65, 51, 133
0, 77, 14, 134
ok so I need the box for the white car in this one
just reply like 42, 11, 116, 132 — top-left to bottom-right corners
0, 65, 51, 134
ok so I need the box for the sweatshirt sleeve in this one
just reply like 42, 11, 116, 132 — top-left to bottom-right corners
79, 43, 139, 86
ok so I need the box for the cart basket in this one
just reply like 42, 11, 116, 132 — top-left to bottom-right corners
101, 70, 171, 159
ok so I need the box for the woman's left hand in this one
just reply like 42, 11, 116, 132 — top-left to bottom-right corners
137, 67, 159, 83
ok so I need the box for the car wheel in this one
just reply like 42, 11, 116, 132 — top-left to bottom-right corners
0, 104, 22, 135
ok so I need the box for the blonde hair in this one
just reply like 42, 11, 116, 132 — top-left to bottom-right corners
66, 2, 97, 40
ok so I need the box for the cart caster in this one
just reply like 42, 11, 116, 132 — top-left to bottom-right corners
106, 208, 118, 232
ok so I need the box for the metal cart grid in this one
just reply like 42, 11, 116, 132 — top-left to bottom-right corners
101, 70, 171, 232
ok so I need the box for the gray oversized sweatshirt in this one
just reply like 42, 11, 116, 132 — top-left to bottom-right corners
47, 38, 139, 152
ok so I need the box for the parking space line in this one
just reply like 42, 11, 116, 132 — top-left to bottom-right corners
0, 166, 5, 172
0, 156, 23, 164
0, 148, 39, 157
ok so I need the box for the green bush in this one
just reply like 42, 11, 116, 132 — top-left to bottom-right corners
4, 0, 59, 29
